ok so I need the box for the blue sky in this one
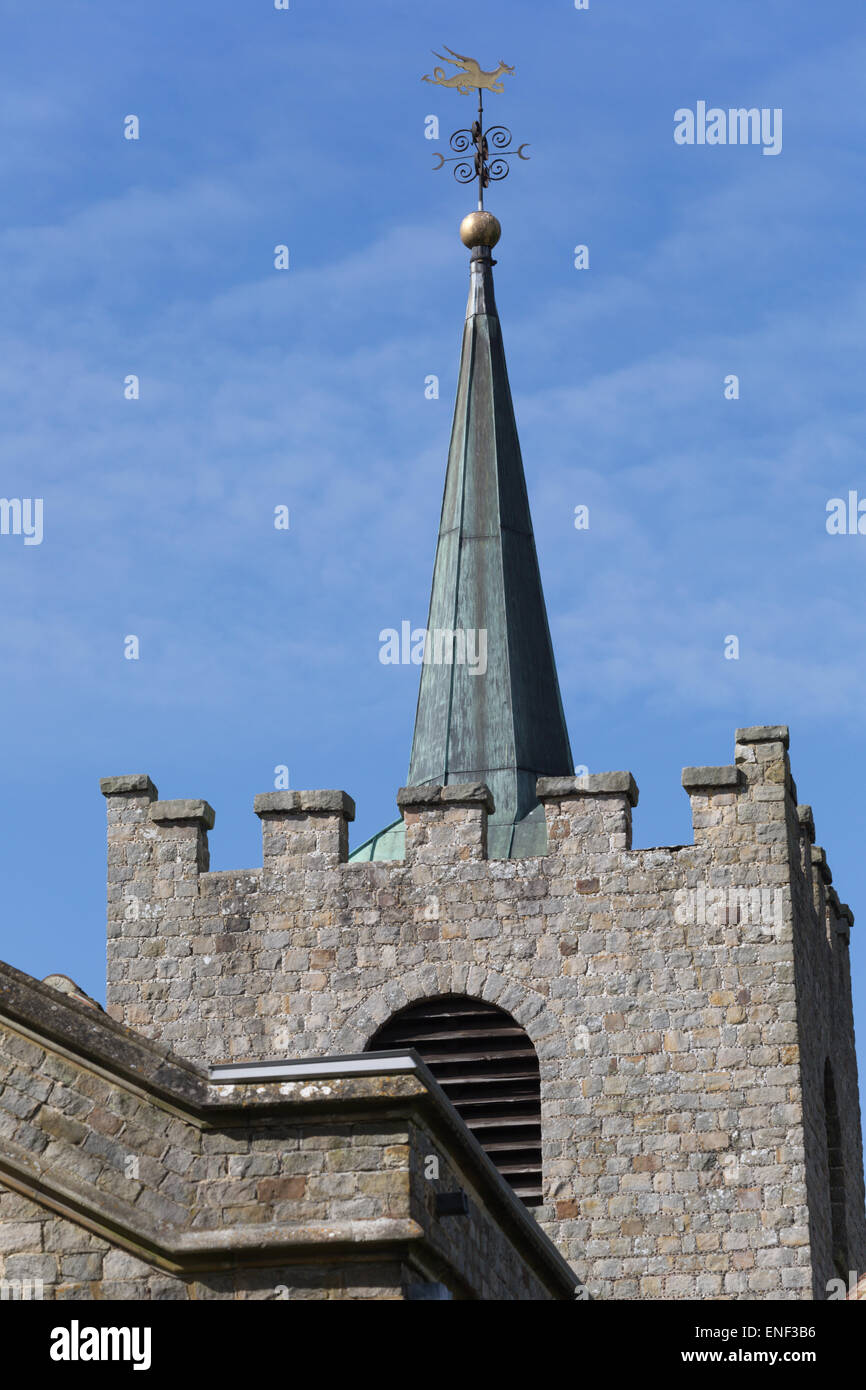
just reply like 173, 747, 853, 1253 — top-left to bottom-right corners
2, 0, 866, 1132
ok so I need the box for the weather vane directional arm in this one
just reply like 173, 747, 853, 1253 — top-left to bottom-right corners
422, 46, 530, 211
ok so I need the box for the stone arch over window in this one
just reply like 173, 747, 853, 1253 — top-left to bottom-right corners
824, 1058, 849, 1280
368, 994, 543, 1207
335, 967, 560, 1059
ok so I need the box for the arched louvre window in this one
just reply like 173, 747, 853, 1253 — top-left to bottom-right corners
824, 1059, 849, 1281
369, 995, 542, 1207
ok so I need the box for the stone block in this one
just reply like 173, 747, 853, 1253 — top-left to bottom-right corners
150, 800, 216, 829
100, 775, 158, 799
254, 791, 355, 820
537, 772, 639, 807
735, 726, 790, 749
681, 766, 741, 790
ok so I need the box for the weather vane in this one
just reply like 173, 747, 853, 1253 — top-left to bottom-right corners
422, 47, 530, 213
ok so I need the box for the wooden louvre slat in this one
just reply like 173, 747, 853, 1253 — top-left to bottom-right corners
369, 995, 543, 1207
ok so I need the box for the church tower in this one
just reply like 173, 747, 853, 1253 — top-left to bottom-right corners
5, 47, 864, 1307
98, 68, 866, 1301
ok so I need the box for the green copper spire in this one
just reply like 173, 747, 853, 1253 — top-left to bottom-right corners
406, 223, 574, 857
349, 53, 568, 863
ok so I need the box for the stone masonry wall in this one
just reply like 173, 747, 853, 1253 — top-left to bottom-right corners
102, 726, 866, 1300
0, 965, 572, 1300
787, 806, 865, 1298
0, 1185, 412, 1301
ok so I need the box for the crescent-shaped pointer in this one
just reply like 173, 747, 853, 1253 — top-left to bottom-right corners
517, 143, 530, 160
432, 153, 445, 170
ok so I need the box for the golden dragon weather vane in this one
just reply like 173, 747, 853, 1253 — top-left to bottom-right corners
423, 47, 515, 95
422, 46, 530, 211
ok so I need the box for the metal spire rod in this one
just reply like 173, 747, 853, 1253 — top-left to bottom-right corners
477, 85, 484, 211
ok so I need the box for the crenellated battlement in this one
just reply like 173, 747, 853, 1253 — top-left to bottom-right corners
101, 726, 854, 964
101, 727, 853, 970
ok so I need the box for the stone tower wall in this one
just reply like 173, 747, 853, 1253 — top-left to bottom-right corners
102, 727, 865, 1300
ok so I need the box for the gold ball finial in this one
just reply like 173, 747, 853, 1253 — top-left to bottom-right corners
459, 210, 501, 249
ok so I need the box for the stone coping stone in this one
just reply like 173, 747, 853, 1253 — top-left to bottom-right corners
536, 772, 639, 808
811, 845, 832, 883
149, 799, 216, 830
681, 765, 742, 790
397, 782, 495, 814
797, 805, 816, 843
100, 774, 158, 799
735, 725, 790, 748
829, 888, 854, 935
253, 790, 355, 820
